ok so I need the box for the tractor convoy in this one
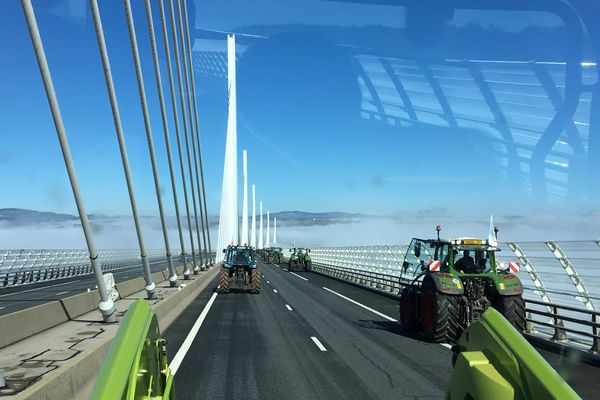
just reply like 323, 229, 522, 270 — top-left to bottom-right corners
217, 225, 524, 345
399, 226, 525, 342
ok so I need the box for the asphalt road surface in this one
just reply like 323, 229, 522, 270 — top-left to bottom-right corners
163, 259, 600, 399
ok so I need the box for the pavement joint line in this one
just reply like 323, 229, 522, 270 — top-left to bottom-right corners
273, 289, 278, 293
55, 291, 70, 296
310, 336, 327, 351
322, 287, 398, 322
285, 304, 293, 311
440, 343, 452, 349
0, 279, 81, 297
290, 272, 308, 281
170, 287, 220, 375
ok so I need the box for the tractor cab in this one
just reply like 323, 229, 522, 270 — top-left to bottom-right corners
403, 238, 500, 278
224, 245, 255, 268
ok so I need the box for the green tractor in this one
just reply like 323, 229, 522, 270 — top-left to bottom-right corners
219, 245, 261, 294
272, 247, 283, 263
399, 227, 525, 343
288, 247, 312, 272
264, 247, 282, 264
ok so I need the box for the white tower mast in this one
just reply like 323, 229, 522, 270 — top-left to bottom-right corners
273, 217, 277, 244
258, 201, 264, 249
241, 149, 248, 245
251, 184, 256, 248
266, 211, 270, 247
216, 34, 238, 260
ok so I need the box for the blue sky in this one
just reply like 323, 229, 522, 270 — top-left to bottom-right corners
0, 0, 596, 227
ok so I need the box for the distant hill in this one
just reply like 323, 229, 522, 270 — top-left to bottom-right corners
270, 211, 373, 226
0, 208, 373, 228
0, 208, 79, 226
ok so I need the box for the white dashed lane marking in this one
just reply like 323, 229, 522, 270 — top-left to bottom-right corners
311, 336, 327, 352
322, 287, 397, 322
290, 272, 308, 281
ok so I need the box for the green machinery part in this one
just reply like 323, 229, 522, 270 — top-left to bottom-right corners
447, 307, 580, 400
89, 299, 174, 400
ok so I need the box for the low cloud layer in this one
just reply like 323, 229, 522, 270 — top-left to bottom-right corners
0, 209, 598, 249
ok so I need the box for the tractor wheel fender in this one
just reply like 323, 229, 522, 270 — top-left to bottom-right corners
491, 273, 524, 296
427, 273, 464, 295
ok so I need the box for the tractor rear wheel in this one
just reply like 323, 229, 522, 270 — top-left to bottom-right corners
250, 268, 261, 294
305, 261, 312, 272
492, 294, 526, 331
421, 281, 460, 342
289, 262, 295, 272
399, 287, 418, 331
219, 269, 230, 294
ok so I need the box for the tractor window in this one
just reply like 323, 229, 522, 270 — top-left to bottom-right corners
227, 248, 253, 264
403, 239, 433, 277
436, 244, 450, 270
454, 248, 494, 273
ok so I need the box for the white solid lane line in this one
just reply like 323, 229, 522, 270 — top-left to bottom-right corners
311, 336, 327, 352
55, 291, 70, 296
322, 287, 398, 322
440, 343, 452, 349
285, 304, 293, 311
289, 272, 308, 281
170, 290, 219, 375
0, 280, 81, 298
273, 289, 278, 293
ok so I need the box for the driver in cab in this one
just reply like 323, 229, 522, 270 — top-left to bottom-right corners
455, 250, 476, 273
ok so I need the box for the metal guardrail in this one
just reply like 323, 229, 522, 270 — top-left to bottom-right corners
0, 249, 210, 288
290, 241, 600, 353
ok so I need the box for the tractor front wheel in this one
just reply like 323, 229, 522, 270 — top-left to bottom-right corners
421, 281, 460, 342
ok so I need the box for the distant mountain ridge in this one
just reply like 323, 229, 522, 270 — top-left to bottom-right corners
0, 208, 372, 227
0, 208, 79, 226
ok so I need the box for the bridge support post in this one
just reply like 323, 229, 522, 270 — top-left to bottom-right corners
159, 0, 195, 279
182, 0, 213, 265
90, 0, 156, 300
174, 0, 205, 271
21, 0, 116, 321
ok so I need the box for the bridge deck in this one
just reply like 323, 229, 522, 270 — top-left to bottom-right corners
165, 260, 599, 399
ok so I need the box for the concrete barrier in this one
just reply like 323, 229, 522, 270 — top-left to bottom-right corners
0, 301, 68, 349
115, 277, 146, 299
60, 290, 101, 320
152, 269, 169, 284
13, 266, 220, 400
0, 265, 187, 350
